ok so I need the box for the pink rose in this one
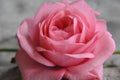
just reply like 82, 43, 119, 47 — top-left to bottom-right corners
16, 0, 115, 80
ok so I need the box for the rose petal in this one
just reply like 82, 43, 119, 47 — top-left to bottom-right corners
49, 26, 70, 40
73, 16, 91, 43
63, 0, 97, 41
34, 2, 65, 26
71, 0, 96, 25
49, 10, 65, 27
95, 11, 101, 16
46, 36, 84, 53
68, 0, 96, 34
65, 53, 94, 59
40, 10, 65, 37
95, 20, 107, 37
64, 65, 103, 80
16, 50, 65, 80
73, 17, 82, 34
37, 47, 94, 67
73, 33, 98, 53
20, 18, 40, 46
79, 22, 86, 43
87, 65, 103, 80
17, 21, 55, 67
67, 34, 81, 43
64, 32, 115, 79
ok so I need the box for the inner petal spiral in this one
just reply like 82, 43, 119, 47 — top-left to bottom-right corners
54, 16, 73, 31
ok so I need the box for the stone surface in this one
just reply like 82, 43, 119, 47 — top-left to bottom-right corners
0, 66, 120, 80
104, 67, 120, 80
0, 66, 22, 80
0, 52, 15, 66
104, 54, 120, 67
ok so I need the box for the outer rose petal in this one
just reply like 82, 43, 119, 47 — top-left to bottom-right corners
17, 20, 55, 67
68, 0, 96, 35
43, 32, 97, 54
34, 2, 65, 25
16, 50, 65, 80
23, 18, 40, 46
37, 47, 94, 67
64, 32, 115, 80
95, 20, 107, 38
64, 65, 103, 80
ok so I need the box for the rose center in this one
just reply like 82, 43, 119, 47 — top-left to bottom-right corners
54, 16, 73, 32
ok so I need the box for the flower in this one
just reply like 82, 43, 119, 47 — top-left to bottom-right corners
16, 0, 115, 80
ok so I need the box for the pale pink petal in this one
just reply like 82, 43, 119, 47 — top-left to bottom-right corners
95, 11, 101, 16
34, 2, 65, 26
70, 0, 97, 41
64, 65, 103, 80
68, 0, 96, 33
42, 10, 65, 36
39, 24, 68, 50
46, 36, 84, 53
66, 34, 81, 43
76, 20, 107, 53
64, 32, 115, 80
95, 20, 107, 38
87, 65, 103, 80
36, 47, 94, 67
53, 15, 73, 30
49, 27, 70, 40
73, 16, 94, 43
73, 33, 98, 53
16, 50, 65, 80
73, 17, 82, 34
39, 10, 70, 40
64, 25, 73, 34
49, 10, 65, 26
22, 18, 34, 39
17, 21, 55, 67
39, 21, 54, 50
65, 53, 94, 58
21, 18, 40, 46
79, 23, 86, 43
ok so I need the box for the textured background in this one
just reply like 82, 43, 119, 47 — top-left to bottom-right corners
0, 0, 120, 79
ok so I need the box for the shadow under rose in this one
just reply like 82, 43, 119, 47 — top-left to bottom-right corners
0, 67, 22, 80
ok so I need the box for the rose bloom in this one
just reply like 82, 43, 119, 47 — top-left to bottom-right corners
16, 0, 115, 80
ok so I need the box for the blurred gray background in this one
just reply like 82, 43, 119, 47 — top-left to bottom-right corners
0, 0, 120, 72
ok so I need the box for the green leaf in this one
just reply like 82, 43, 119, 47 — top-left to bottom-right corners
0, 48, 18, 52
105, 64, 117, 68
114, 51, 120, 54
